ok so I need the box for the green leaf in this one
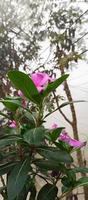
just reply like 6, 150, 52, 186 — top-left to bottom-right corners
59, 100, 86, 109
62, 172, 76, 188
23, 110, 36, 127
38, 147, 73, 164
8, 70, 41, 104
69, 167, 88, 174
7, 159, 31, 200
0, 136, 22, 149
23, 127, 45, 146
61, 176, 72, 187
34, 159, 66, 171
50, 127, 64, 142
61, 186, 71, 194
16, 178, 35, 200
76, 177, 88, 187
0, 162, 17, 176
55, 140, 72, 151
62, 177, 88, 193
43, 74, 69, 97
37, 184, 58, 200
5, 96, 21, 100
1, 99, 22, 111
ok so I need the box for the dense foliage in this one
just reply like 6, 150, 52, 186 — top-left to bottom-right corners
0, 70, 88, 200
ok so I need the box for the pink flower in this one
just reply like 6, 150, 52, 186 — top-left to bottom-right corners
9, 120, 17, 128
51, 123, 59, 129
59, 130, 86, 148
31, 72, 53, 92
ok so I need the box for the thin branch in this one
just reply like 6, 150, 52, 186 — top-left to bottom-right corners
80, 49, 88, 55
43, 46, 52, 65
37, 174, 49, 184
59, 107, 72, 125
43, 98, 72, 125
53, 92, 72, 125
73, 31, 88, 45
43, 107, 62, 120
32, 65, 44, 73
75, 9, 88, 24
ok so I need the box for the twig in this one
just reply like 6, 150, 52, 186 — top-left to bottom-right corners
53, 91, 72, 125
73, 31, 88, 45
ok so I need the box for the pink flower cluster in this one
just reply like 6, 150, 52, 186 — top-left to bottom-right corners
51, 123, 86, 148
59, 130, 86, 148
31, 72, 53, 92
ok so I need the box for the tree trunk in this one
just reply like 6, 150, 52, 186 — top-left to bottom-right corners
60, 66, 88, 200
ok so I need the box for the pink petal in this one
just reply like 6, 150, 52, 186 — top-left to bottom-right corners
59, 130, 86, 148
37, 86, 44, 92
9, 120, 17, 128
69, 139, 86, 148
31, 73, 41, 86
51, 123, 59, 129
39, 73, 52, 86
59, 131, 70, 142
31, 72, 53, 89
17, 90, 23, 97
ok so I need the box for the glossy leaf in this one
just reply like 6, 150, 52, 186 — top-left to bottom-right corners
62, 172, 76, 188
54, 140, 72, 151
75, 177, 88, 188
1, 99, 22, 111
62, 177, 88, 193
23, 110, 36, 127
61, 176, 72, 187
34, 159, 66, 171
0, 136, 22, 149
16, 178, 36, 200
37, 183, 58, 200
69, 167, 88, 174
0, 162, 17, 176
7, 159, 31, 200
50, 127, 64, 142
43, 74, 69, 97
5, 96, 21, 100
62, 186, 71, 194
23, 127, 45, 146
38, 147, 73, 163
59, 100, 86, 109
8, 70, 41, 104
